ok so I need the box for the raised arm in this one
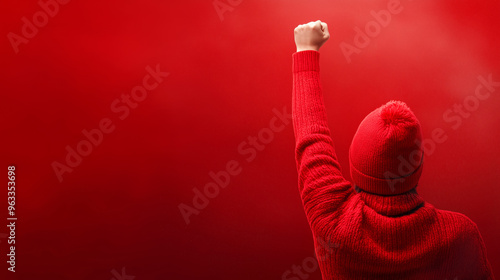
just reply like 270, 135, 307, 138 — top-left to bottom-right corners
292, 21, 353, 233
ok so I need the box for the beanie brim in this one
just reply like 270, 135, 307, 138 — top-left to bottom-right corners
350, 153, 423, 195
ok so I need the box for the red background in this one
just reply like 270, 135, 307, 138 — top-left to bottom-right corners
1, 0, 499, 279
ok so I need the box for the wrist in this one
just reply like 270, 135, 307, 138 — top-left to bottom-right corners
297, 46, 319, 52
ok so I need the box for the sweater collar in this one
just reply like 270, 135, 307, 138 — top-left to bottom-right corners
358, 189, 425, 217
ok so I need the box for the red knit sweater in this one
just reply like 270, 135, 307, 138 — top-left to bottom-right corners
292, 50, 495, 280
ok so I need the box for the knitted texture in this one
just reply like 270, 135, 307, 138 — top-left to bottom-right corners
349, 100, 423, 195
292, 50, 495, 280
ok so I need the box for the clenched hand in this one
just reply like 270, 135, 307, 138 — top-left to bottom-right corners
294, 20, 330, 52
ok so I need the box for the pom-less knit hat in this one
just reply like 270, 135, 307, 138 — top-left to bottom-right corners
349, 100, 424, 195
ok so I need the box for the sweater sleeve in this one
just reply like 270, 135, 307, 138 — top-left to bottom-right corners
469, 220, 496, 279
292, 50, 354, 233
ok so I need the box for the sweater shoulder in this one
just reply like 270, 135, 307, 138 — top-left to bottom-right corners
434, 209, 485, 250
434, 209, 492, 278
436, 209, 480, 233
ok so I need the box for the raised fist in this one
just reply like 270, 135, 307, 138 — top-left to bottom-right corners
294, 20, 330, 52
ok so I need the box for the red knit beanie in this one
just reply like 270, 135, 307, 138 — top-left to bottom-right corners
349, 100, 424, 195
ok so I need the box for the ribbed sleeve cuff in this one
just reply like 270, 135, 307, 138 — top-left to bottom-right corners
292, 50, 320, 73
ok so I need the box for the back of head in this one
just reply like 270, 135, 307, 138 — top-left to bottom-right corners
349, 100, 423, 195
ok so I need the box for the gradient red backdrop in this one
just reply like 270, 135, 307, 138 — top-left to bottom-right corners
1, 0, 499, 279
